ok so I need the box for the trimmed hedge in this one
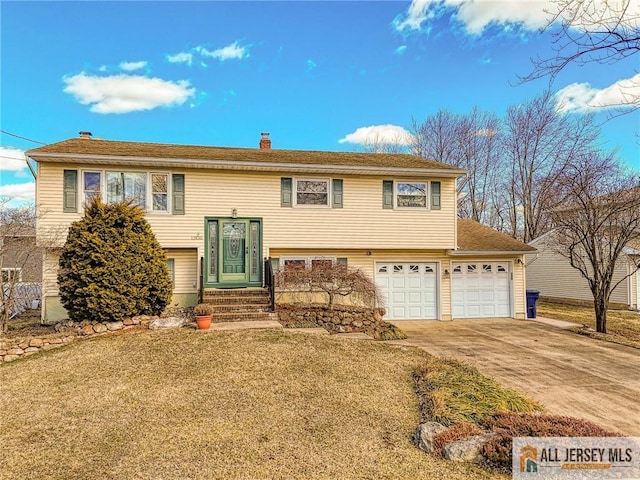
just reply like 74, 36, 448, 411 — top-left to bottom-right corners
58, 198, 172, 323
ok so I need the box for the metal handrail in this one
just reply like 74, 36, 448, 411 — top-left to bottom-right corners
264, 257, 275, 312
198, 256, 204, 304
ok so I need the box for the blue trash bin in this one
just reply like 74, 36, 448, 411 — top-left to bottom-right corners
526, 290, 540, 318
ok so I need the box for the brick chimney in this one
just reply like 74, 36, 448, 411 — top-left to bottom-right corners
259, 132, 271, 149
79, 131, 93, 139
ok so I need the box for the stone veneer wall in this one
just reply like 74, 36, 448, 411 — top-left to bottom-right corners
0, 316, 153, 363
276, 303, 397, 339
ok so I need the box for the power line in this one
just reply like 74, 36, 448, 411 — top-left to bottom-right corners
0, 155, 27, 161
0, 129, 46, 145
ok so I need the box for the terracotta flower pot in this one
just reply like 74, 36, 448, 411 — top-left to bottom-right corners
195, 315, 212, 330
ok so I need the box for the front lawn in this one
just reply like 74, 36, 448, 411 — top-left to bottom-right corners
0, 329, 504, 480
537, 301, 640, 348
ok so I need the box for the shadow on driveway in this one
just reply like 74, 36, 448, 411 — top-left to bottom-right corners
389, 318, 640, 436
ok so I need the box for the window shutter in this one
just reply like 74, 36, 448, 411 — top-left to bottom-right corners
281, 178, 292, 207
382, 180, 393, 209
337, 257, 348, 267
332, 179, 343, 208
172, 174, 185, 215
63, 170, 78, 213
431, 181, 441, 210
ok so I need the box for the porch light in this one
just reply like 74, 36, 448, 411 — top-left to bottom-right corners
231, 208, 238, 219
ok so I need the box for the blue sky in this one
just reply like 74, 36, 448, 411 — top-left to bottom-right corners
1, 1, 638, 205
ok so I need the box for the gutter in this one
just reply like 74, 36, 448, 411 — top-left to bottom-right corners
26, 152, 467, 178
447, 250, 537, 256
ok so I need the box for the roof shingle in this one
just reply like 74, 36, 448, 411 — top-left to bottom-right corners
27, 138, 465, 173
457, 218, 536, 252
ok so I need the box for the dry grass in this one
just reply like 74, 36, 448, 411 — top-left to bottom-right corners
0, 329, 504, 480
414, 357, 543, 427
538, 301, 640, 348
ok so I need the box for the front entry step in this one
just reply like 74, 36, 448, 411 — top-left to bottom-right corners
202, 288, 275, 323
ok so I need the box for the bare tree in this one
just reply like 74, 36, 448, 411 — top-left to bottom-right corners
551, 151, 640, 333
523, 0, 639, 109
411, 108, 503, 227
361, 133, 411, 154
0, 201, 39, 334
501, 91, 600, 242
276, 261, 382, 309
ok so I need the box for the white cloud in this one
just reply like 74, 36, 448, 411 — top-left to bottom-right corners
555, 74, 640, 114
167, 52, 194, 66
395, 45, 408, 55
0, 182, 35, 204
393, 0, 552, 35
393, 0, 639, 36
63, 73, 196, 114
167, 41, 251, 66
339, 125, 413, 145
0, 146, 27, 172
119, 60, 148, 72
198, 41, 250, 61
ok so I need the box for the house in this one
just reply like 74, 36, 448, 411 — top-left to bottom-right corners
26, 132, 535, 324
526, 231, 639, 310
0, 224, 43, 317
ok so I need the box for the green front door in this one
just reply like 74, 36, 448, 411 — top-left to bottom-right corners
205, 217, 262, 287
221, 220, 248, 283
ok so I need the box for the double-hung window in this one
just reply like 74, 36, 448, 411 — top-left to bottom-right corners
83, 171, 102, 204
151, 173, 169, 211
382, 180, 441, 210
281, 177, 343, 208
295, 178, 330, 206
396, 182, 428, 208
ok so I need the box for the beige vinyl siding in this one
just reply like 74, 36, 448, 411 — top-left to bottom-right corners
166, 248, 198, 294
36, 163, 457, 251
526, 235, 630, 307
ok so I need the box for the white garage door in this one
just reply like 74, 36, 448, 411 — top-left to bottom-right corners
375, 262, 438, 320
451, 262, 511, 318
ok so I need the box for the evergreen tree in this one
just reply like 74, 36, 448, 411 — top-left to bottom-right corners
58, 198, 172, 323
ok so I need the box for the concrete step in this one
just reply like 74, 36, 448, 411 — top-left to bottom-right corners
211, 304, 271, 313
204, 296, 271, 306
213, 311, 278, 323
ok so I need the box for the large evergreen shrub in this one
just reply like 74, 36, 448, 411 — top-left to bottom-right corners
58, 198, 172, 322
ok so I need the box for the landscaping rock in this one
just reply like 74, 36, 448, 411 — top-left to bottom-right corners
149, 317, 186, 330
7, 348, 24, 356
93, 324, 108, 333
414, 422, 448, 453
3, 354, 20, 362
80, 325, 95, 335
24, 347, 39, 354
442, 433, 498, 463
106, 321, 123, 331
29, 338, 44, 347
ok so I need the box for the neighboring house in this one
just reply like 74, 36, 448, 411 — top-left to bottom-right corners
0, 226, 42, 284
526, 231, 639, 309
27, 132, 535, 324
0, 226, 43, 317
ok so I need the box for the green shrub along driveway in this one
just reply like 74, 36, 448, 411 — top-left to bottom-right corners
390, 319, 640, 436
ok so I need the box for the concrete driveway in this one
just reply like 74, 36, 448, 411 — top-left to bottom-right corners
390, 318, 640, 436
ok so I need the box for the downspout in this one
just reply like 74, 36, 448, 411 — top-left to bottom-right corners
24, 155, 37, 179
